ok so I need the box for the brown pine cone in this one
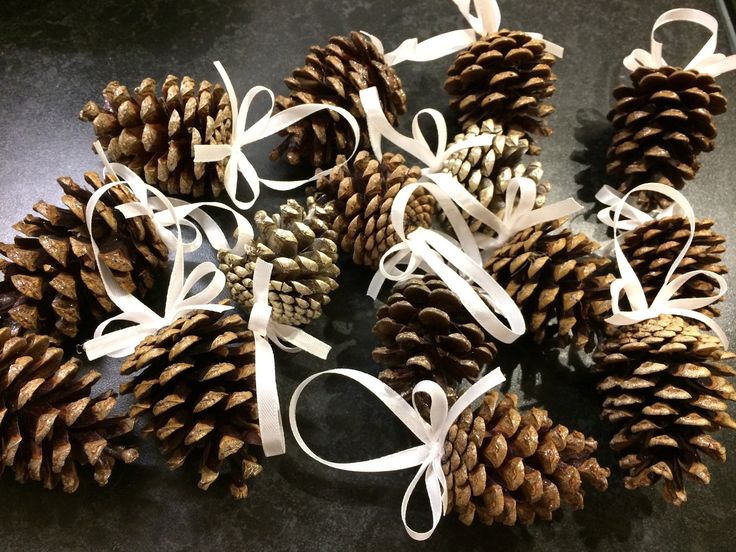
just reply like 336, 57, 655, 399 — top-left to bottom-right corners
619, 216, 726, 318
0, 173, 168, 345
445, 30, 557, 151
443, 391, 610, 526
80, 75, 231, 199
120, 307, 262, 499
594, 314, 736, 505
0, 328, 138, 492
606, 66, 727, 210
483, 219, 615, 351
271, 31, 407, 168
373, 275, 497, 398
218, 198, 340, 327
441, 118, 549, 233
309, 151, 434, 269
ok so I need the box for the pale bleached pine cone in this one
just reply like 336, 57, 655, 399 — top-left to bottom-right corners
272, 31, 407, 168
120, 306, 262, 499
441, 118, 550, 233
443, 391, 610, 526
309, 151, 435, 269
0, 172, 168, 345
0, 328, 138, 492
80, 75, 231, 198
594, 314, 736, 505
218, 199, 340, 327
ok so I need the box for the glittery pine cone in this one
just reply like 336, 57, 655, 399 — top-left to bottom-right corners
80, 75, 231, 198
594, 314, 736, 505
218, 198, 340, 327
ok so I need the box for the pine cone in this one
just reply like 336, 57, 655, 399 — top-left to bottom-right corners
443, 391, 609, 526
594, 314, 736, 505
619, 216, 726, 318
218, 199, 340, 327
445, 30, 557, 151
0, 328, 138, 492
309, 151, 434, 269
80, 75, 231, 199
606, 66, 727, 210
271, 32, 407, 168
0, 173, 168, 345
373, 275, 497, 398
483, 219, 614, 351
441, 118, 550, 233
120, 307, 262, 499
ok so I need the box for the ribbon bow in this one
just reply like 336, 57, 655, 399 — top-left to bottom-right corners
606, 183, 728, 347
94, 142, 254, 255
289, 367, 506, 540
367, 179, 526, 344
193, 61, 361, 210
359, 86, 583, 255
364, 0, 563, 65
83, 180, 232, 360
595, 185, 678, 233
249, 258, 332, 457
623, 8, 736, 77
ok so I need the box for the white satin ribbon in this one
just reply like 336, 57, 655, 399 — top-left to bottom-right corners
289, 367, 506, 541
83, 181, 232, 360
94, 142, 254, 255
193, 61, 361, 210
595, 185, 678, 232
606, 183, 728, 347
359, 85, 582, 253
249, 258, 332, 457
364, 0, 563, 65
623, 8, 736, 77
366, 179, 526, 345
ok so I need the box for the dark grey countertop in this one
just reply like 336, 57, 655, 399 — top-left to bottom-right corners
1, 1, 736, 550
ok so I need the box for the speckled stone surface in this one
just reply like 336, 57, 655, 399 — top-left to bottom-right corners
1, 1, 736, 550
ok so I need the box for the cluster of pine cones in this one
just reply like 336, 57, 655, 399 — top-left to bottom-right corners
0, 7, 733, 543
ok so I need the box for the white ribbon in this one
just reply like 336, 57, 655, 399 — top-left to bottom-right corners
360, 84, 582, 251
595, 185, 678, 233
83, 181, 232, 360
193, 61, 361, 210
249, 258, 332, 457
289, 367, 506, 541
606, 183, 728, 347
94, 142, 254, 255
366, 178, 526, 345
623, 8, 736, 77
364, 0, 563, 65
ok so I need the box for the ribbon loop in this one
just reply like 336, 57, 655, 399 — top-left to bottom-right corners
623, 8, 736, 77
193, 61, 361, 211
289, 367, 506, 540
249, 258, 332, 457
605, 183, 728, 347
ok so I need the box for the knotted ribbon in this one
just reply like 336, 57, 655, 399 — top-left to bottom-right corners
289, 367, 506, 540
595, 184, 678, 233
193, 61, 361, 210
606, 183, 728, 347
364, 0, 563, 66
623, 8, 736, 77
83, 180, 232, 360
94, 142, 254, 255
248, 258, 332, 457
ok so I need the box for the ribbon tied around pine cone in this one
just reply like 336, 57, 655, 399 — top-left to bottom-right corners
364, 0, 563, 65
623, 8, 736, 77
193, 61, 361, 210
366, 178, 526, 344
289, 367, 506, 540
360, 86, 583, 255
248, 258, 332, 457
606, 183, 729, 347
83, 181, 232, 360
